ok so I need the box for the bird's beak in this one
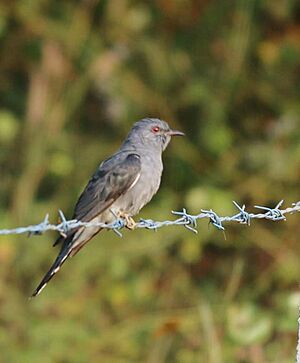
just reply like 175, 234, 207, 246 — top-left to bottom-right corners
167, 129, 185, 137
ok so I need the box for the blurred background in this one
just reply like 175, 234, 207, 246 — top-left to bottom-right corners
0, 0, 300, 362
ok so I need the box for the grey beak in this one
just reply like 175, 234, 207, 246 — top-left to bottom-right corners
167, 129, 185, 137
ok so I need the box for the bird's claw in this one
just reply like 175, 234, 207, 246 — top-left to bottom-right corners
117, 211, 137, 230
124, 215, 137, 230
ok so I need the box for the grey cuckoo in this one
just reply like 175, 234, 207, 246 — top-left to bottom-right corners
32, 118, 184, 297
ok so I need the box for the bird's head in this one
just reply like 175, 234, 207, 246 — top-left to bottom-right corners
127, 118, 184, 152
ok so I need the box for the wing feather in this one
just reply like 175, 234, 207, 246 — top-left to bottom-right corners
73, 152, 141, 222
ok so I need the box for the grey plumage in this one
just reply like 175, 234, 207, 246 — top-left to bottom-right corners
32, 118, 184, 297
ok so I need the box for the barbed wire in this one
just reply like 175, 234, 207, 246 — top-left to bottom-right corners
0, 200, 299, 238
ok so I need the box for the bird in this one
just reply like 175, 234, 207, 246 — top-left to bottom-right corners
31, 118, 184, 297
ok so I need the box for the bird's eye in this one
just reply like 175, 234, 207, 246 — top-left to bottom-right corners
152, 126, 160, 133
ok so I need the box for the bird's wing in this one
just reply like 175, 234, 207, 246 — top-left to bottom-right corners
73, 152, 141, 222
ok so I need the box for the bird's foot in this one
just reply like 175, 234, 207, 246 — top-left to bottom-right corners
118, 212, 137, 230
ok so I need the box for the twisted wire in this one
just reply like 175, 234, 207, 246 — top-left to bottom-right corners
0, 200, 299, 237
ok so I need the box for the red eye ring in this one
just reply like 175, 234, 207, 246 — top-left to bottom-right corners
152, 126, 160, 133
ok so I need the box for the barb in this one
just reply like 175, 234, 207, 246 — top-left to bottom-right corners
0, 200, 300, 237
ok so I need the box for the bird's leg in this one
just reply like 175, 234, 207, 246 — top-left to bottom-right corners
117, 211, 137, 230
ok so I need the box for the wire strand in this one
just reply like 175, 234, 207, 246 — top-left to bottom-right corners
0, 200, 299, 237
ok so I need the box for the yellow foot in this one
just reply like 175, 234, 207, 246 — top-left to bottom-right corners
118, 211, 137, 230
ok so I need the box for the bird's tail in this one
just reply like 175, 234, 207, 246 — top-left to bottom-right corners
31, 234, 75, 298
31, 226, 102, 298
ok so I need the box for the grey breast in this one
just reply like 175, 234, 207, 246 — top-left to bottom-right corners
111, 150, 163, 217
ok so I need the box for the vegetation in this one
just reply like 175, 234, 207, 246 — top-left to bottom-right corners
0, 1, 299, 362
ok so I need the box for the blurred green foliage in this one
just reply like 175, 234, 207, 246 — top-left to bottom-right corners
0, 0, 300, 362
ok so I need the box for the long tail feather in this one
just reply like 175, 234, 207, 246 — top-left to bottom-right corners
31, 227, 102, 297
31, 237, 74, 297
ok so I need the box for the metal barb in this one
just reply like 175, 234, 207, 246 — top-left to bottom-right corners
232, 201, 251, 225
172, 209, 198, 233
201, 209, 225, 231
111, 218, 125, 237
254, 200, 286, 221
58, 210, 70, 237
